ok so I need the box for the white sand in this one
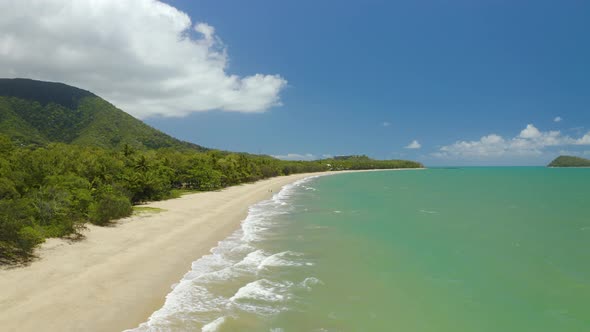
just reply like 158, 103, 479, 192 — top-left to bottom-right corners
0, 173, 326, 332
0, 169, 422, 331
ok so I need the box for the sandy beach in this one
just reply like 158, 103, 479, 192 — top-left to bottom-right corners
0, 172, 332, 332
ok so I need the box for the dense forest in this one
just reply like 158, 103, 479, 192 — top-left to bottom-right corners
548, 155, 590, 167
0, 78, 205, 151
0, 78, 422, 264
0, 136, 421, 263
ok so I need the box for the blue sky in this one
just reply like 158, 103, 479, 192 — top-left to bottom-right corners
2, 0, 589, 165
147, 0, 590, 165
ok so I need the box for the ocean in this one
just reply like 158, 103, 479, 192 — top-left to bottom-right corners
128, 168, 590, 331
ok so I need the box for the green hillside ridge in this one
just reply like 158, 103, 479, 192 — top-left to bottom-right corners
0, 78, 422, 264
0, 78, 205, 151
548, 155, 590, 167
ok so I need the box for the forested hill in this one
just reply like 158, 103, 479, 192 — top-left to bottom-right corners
0, 78, 423, 264
0, 78, 205, 151
548, 155, 590, 167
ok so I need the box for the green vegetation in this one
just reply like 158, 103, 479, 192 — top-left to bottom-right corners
0, 78, 205, 151
0, 137, 420, 263
548, 155, 590, 167
0, 78, 422, 264
133, 206, 166, 215
324, 155, 421, 170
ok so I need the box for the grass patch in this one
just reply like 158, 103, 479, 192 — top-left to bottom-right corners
133, 206, 166, 215
171, 189, 202, 197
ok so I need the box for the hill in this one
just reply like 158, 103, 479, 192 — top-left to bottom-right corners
0, 78, 205, 151
548, 155, 590, 167
0, 78, 423, 264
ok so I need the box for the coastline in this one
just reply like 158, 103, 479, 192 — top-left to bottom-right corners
0, 169, 421, 332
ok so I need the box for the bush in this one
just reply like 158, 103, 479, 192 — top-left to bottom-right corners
0, 216, 23, 261
0, 178, 19, 200
17, 226, 44, 252
88, 187, 132, 225
0, 212, 42, 262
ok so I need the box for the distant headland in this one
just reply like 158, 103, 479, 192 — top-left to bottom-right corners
548, 155, 590, 167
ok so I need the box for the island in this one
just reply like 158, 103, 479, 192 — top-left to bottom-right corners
548, 155, 590, 167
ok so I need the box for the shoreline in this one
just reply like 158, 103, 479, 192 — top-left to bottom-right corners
0, 169, 422, 332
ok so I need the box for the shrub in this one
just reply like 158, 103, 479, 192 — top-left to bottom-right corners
17, 226, 44, 252
88, 187, 132, 225
0, 200, 38, 261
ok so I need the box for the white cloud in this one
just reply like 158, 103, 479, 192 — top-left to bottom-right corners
194, 23, 216, 41
382, 121, 391, 127
405, 140, 421, 149
576, 133, 590, 145
435, 124, 590, 159
559, 150, 590, 157
554, 116, 562, 122
272, 153, 318, 161
558, 150, 578, 156
0, 0, 287, 118
519, 124, 542, 139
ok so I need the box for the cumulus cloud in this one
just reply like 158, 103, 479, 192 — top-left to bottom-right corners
434, 124, 590, 159
519, 124, 542, 139
558, 150, 590, 157
554, 116, 562, 122
0, 0, 287, 118
405, 140, 421, 149
577, 133, 590, 145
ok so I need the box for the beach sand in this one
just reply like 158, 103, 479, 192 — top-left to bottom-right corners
0, 172, 328, 332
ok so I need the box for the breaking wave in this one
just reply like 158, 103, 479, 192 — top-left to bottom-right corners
125, 175, 324, 332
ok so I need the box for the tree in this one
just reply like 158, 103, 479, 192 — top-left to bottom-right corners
88, 185, 132, 225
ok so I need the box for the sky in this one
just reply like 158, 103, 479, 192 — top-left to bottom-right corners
1, 0, 590, 165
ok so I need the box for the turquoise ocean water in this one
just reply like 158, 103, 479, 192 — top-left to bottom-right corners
129, 168, 590, 332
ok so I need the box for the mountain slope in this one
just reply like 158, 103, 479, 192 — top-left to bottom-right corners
0, 78, 205, 151
548, 155, 590, 167
0, 97, 47, 145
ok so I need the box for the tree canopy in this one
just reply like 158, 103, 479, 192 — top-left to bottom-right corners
0, 79, 205, 151
0, 78, 422, 264
0, 135, 422, 264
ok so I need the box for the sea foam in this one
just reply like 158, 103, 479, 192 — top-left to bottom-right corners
257, 251, 306, 270
230, 279, 293, 303
201, 316, 227, 332
125, 175, 324, 331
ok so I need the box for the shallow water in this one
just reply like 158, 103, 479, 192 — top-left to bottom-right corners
128, 168, 590, 331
